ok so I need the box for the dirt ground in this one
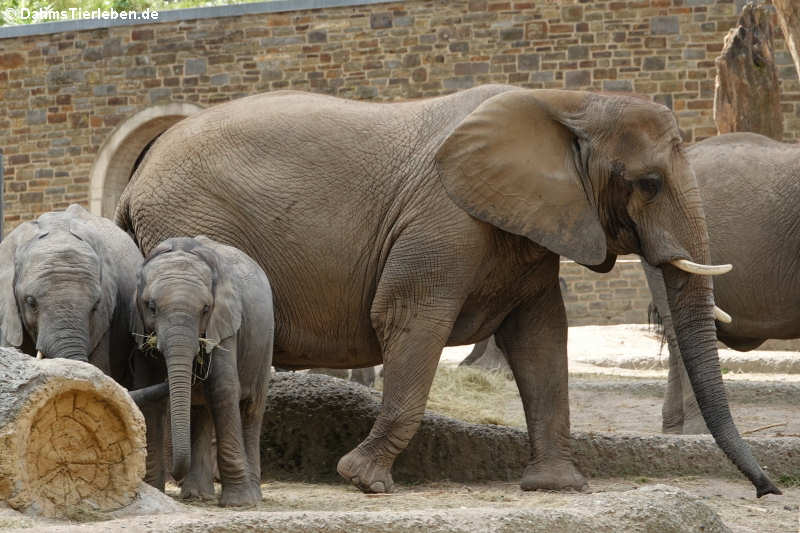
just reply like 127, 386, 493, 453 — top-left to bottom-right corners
5, 324, 798, 532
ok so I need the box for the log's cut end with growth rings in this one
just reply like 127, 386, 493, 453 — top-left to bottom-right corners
0, 347, 146, 518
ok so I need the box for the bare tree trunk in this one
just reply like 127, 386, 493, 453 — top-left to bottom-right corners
714, 2, 783, 140
774, 0, 800, 80
0, 348, 146, 518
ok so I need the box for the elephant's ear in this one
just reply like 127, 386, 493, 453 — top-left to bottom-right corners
581, 252, 617, 274
0, 222, 40, 346
435, 89, 607, 265
194, 243, 242, 346
68, 217, 119, 318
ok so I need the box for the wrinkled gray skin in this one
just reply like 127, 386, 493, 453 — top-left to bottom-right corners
116, 86, 779, 497
0, 204, 142, 385
652, 132, 800, 434
136, 236, 274, 507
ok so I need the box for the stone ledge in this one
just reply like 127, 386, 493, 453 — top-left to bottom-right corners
5, 485, 728, 533
260, 373, 799, 486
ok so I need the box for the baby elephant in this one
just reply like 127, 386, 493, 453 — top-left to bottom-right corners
137, 236, 274, 507
0, 204, 142, 383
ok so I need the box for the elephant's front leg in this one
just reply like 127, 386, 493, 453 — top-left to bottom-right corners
671, 352, 709, 434
644, 266, 708, 435
180, 405, 216, 501
495, 263, 586, 491
204, 339, 260, 506
337, 253, 460, 493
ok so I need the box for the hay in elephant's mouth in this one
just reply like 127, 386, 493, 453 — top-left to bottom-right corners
132, 333, 225, 382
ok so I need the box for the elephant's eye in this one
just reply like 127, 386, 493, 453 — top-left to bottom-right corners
25, 296, 37, 311
147, 300, 156, 314
91, 300, 100, 313
202, 304, 210, 315
635, 173, 662, 201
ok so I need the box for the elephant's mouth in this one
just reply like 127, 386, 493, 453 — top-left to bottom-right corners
664, 258, 733, 324
35, 350, 89, 363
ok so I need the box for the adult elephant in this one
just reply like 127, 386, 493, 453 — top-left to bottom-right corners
652, 132, 800, 434
116, 86, 778, 497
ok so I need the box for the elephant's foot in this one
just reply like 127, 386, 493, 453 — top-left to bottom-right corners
337, 447, 394, 493
179, 478, 216, 501
681, 415, 710, 435
144, 473, 166, 492
520, 459, 587, 491
219, 481, 262, 507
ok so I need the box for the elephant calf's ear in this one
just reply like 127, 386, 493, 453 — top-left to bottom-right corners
435, 89, 607, 266
0, 222, 40, 347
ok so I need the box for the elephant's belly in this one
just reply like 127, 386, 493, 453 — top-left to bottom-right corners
272, 332, 383, 370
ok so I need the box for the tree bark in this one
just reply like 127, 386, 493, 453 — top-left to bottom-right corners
714, 2, 783, 140
0, 347, 146, 518
774, 0, 800, 80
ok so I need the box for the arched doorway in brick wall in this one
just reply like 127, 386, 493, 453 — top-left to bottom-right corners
89, 103, 204, 218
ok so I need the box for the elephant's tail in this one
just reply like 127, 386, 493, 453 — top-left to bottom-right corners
647, 301, 666, 351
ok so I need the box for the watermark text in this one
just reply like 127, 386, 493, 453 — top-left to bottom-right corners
4, 7, 159, 24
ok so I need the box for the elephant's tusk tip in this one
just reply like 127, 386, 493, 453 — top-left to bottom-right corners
670, 259, 732, 276
36, 351, 43, 360
714, 305, 732, 324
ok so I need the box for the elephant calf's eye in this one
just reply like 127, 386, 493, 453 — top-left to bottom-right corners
25, 296, 37, 311
635, 173, 662, 201
147, 300, 156, 314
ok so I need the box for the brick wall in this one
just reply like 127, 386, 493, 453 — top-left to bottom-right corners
0, 0, 797, 326
561, 258, 652, 326
0, 0, 799, 231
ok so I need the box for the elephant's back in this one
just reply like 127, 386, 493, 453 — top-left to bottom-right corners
117, 86, 516, 367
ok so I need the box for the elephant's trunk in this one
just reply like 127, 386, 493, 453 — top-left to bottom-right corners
660, 264, 780, 497
37, 326, 89, 363
162, 323, 199, 482
129, 382, 170, 407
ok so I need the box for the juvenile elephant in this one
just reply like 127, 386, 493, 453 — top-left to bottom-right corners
136, 236, 274, 507
650, 132, 800, 434
116, 86, 779, 497
0, 204, 142, 385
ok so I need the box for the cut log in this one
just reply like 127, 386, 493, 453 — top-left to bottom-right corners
774, 0, 800, 80
713, 2, 783, 140
0, 347, 146, 518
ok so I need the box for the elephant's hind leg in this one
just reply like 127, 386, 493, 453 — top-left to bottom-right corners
337, 244, 463, 493
241, 389, 268, 496
496, 257, 586, 491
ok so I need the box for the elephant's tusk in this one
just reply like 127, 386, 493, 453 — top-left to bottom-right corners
714, 305, 732, 324
36, 351, 43, 360
670, 259, 732, 276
